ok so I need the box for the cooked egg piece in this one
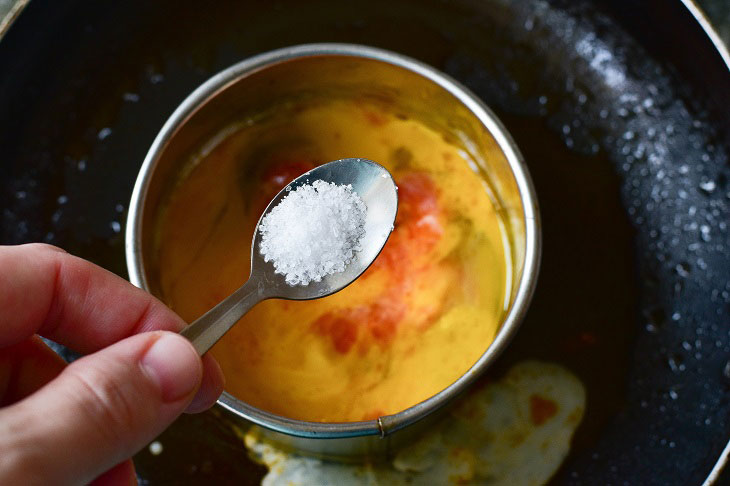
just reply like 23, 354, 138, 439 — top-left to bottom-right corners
243, 360, 586, 486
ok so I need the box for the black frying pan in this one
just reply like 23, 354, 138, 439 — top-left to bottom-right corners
1, 1, 729, 484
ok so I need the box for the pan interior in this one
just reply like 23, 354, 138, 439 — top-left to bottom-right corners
0, 0, 728, 484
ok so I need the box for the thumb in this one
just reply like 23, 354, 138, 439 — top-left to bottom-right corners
0, 331, 202, 485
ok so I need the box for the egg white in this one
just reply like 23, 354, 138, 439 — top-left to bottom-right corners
243, 361, 586, 486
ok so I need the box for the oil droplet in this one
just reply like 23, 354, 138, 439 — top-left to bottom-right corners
668, 354, 685, 372
123, 92, 140, 103
700, 225, 711, 242
150, 73, 165, 84
644, 308, 665, 333
699, 180, 716, 194
675, 262, 691, 278
98, 127, 112, 140
723, 360, 730, 380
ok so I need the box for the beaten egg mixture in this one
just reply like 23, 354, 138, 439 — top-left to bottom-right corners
156, 97, 510, 422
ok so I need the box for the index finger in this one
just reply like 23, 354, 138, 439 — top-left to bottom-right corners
0, 244, 187, 353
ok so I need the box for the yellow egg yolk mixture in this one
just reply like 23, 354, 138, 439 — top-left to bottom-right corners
156, 97, 510, 422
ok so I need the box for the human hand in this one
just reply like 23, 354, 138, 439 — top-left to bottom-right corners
0, 244, 225, 485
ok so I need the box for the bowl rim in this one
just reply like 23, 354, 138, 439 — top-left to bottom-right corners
125, 42, 542, 439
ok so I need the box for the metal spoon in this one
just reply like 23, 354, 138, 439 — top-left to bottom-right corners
180, 157, 398, 355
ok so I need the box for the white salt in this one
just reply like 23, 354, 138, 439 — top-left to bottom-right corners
148, 441, 163, 455
258, 180, 367, 286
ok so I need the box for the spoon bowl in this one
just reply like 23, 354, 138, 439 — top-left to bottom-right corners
181, 157, 398, 354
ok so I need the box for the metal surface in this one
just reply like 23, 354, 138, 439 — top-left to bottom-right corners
0, 0, 28, 39
177, 157, 399, 355
688, 2, 730, 483
125, 44, 540, 455
1, 0, 729, 483
180, 279, 261, 356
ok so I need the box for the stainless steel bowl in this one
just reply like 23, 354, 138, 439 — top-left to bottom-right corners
125, 43, 541, 459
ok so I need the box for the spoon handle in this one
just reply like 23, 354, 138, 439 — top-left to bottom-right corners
180, 278, 263, 355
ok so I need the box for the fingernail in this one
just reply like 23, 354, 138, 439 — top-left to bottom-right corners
140, 333, 202, 402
